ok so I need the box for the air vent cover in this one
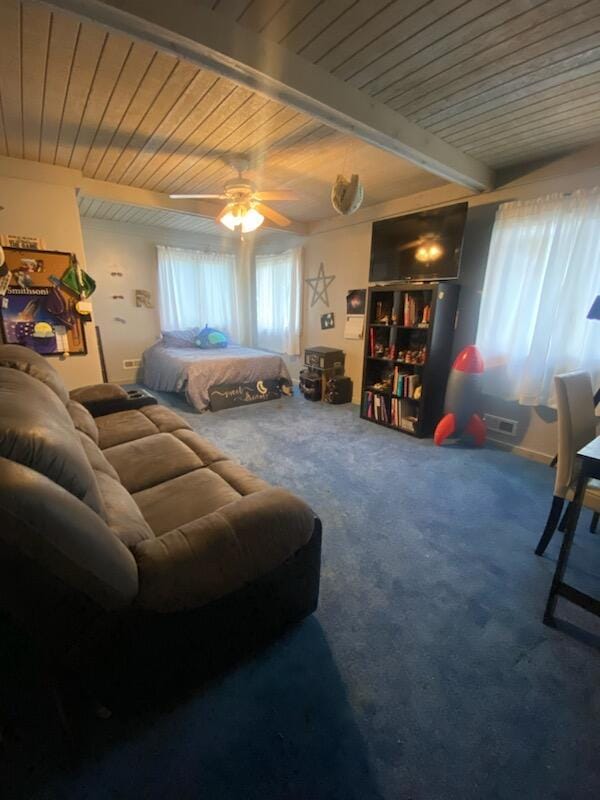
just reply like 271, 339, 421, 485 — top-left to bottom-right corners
484, 413, 518, 437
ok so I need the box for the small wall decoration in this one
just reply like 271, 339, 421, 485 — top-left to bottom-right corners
321, 312, 335, 330
0, 248, 88, 356
306, 262, 335, 307
135, 289, 154, 308
344, 288, 366, 339
0, 234, 45, 250
346, 289, 366, 315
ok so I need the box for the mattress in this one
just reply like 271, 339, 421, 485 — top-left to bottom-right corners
142, 341, 291, 412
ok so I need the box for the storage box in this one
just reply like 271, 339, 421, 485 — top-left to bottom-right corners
324, 375, 353, 404
299, 368, 322, 401
304, 346, 345, 371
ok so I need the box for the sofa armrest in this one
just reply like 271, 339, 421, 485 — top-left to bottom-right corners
132, 488, 315, 612
0, 457, 139, 612
70, 384, 157, 417
70, 383, 128, 404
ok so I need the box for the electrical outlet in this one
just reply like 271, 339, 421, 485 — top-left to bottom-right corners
122, 358, 141, 370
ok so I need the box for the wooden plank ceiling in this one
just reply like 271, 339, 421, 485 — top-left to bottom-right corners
202, 0, 600, 168
1, 0, 599, 229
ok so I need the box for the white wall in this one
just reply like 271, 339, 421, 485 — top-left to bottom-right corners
303, 222, 372, 401
0, 173, 103, 388
302, 144, 600, 459
82, 218, 239, 383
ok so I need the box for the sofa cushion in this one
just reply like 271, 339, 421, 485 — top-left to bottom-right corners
208, 460, 271, 495
132, 488, 315, 612
78, 432, 120, 481
0, 368, 105, 517
66, 400, 99, 444
96, 410, 159, 449
95, 471, 154, 547
172, 428, 230, 466
142, 404, 192, 433
0, 344, 69, 405
96, 405, 192, 449
133, 469, 241, 536
104, 433, 203, 493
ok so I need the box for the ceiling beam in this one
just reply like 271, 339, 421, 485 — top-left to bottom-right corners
41, 0, 494, 193
79, 178, 309, 235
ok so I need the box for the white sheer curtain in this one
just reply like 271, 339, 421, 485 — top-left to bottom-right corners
157, 245, 239, 341
476, 189, 600, 407
255, 247, 302, 354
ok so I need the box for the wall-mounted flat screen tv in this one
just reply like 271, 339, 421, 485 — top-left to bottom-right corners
369, 202, 468, 282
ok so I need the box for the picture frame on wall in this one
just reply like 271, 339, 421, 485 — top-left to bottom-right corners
0, 247, 87, 356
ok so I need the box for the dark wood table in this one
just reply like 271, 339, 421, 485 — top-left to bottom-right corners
544, 435, 600, 624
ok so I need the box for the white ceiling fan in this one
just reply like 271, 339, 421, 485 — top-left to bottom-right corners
169, 157, 296, 234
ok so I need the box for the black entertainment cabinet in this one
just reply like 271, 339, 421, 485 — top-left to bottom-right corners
360, 282, 459, 438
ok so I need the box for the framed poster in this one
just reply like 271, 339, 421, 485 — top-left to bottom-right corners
0, 247, 87, 356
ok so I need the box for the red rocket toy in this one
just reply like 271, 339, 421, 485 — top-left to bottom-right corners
434, 345, 486, 447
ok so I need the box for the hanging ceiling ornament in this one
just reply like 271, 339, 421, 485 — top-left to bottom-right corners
331, 174, 364, 216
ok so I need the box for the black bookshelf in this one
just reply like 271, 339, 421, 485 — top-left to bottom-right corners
360, 281, 459, 438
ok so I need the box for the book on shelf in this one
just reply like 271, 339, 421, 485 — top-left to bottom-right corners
364, 390, 392, 424
391, 366, 420, 398
389, 396, 419, 431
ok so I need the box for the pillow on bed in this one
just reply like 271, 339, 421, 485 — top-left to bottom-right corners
161, 328, 201, 348
195, 325, 228, 349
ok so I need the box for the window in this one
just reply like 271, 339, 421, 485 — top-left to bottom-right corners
255, 248, 302, 355
157, 245, 238, 339
476, 189, 600, 407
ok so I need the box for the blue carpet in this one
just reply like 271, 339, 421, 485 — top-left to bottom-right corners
5, 393, 600, 799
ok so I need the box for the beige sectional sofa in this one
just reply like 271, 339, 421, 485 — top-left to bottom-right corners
0, 344, 321, 683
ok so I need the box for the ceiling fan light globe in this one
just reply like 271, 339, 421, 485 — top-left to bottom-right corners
415, 245, 429, 262
220, 210, 239, 231
241, 208, 264, 233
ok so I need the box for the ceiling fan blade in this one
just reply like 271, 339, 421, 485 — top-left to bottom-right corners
255, 202, 291, 227
254, 190, 297, 201
396, 238, 423, 252
169, 193, 227, 200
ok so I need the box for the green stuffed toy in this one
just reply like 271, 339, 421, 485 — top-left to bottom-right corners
196, 325, 228, 349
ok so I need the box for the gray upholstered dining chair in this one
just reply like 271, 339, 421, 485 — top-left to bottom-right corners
535, 371, 600, 556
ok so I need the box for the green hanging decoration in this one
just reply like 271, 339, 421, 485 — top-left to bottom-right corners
61, 254, 96, 299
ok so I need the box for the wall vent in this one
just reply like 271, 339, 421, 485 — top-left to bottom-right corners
122, 358, 141, 370
484, 413, 518, 437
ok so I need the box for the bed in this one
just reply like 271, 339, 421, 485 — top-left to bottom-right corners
142, 339, 292, 412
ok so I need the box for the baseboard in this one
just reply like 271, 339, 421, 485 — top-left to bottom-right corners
486, 434, 552, 465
